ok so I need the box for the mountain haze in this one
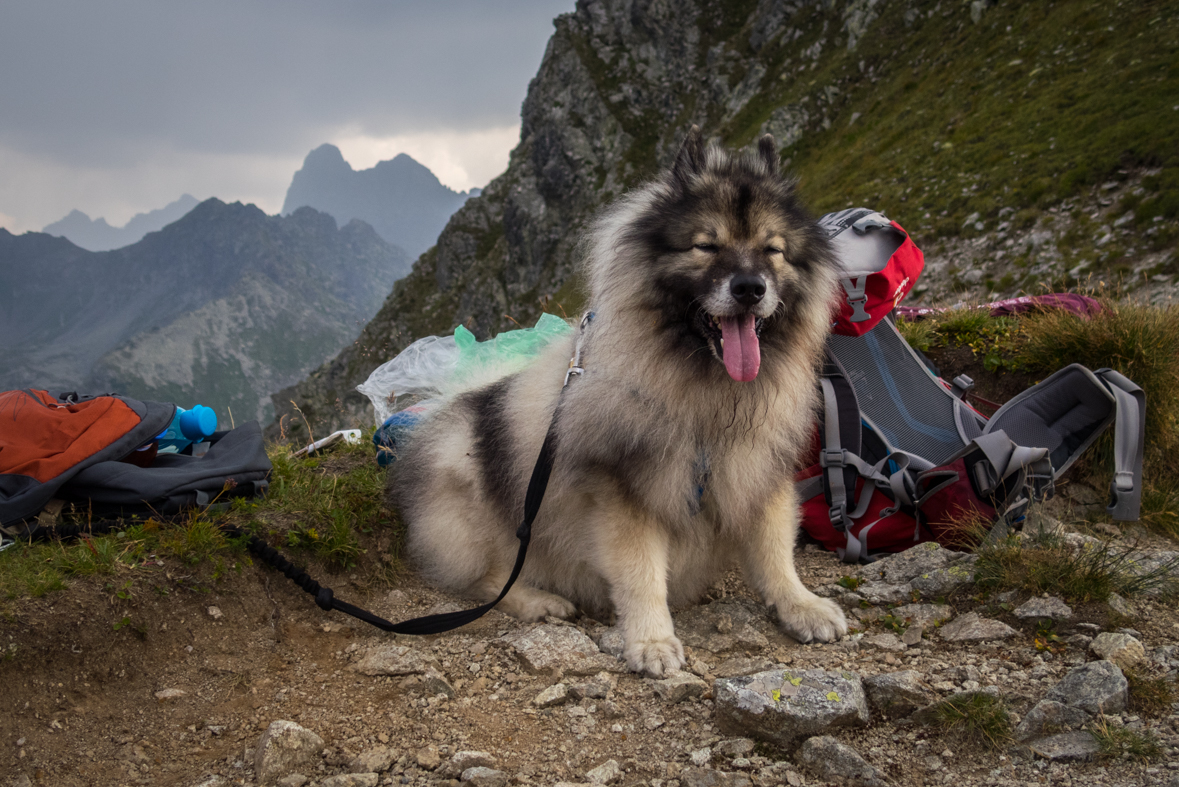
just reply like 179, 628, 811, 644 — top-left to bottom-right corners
282, 145, 478, 259
2, 199, 411, 423
42, 194, 201, 252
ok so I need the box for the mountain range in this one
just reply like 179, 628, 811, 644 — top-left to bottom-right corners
43, 147, 476, 261
2, 199, 411, 424
281, 144, 479, 259
41, 194, 201, 252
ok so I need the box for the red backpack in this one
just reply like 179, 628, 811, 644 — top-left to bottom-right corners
796, 209, 1145, 562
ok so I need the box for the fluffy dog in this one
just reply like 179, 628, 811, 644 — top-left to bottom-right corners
394, 127, 847, 676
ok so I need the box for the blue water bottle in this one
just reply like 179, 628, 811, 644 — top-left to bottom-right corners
157, 405, 218, 454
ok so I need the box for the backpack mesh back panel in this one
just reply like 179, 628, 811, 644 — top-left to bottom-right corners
985, 365, 1115, 477
828, 319, 981, 465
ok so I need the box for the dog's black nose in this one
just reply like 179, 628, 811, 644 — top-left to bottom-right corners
730, 273, 766, 306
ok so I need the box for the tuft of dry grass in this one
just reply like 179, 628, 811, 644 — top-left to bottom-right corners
1089, 715, 1162, 761
933, 693, 1013, 750
1126, 670, 1178, 718
972, 510, 1179, 602
1018, 300, 1179, 463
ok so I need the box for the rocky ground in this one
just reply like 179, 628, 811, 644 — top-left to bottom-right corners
2, 504, 1178, 787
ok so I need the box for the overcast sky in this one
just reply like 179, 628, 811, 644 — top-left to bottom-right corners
0, 0, 575, 233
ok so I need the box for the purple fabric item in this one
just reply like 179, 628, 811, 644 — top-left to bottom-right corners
896, 294, 1103, 321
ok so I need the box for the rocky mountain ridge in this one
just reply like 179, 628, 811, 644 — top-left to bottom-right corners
282, 145, 479, 260
1, 199, 411, 424
41, 194, 201, 252
271, 0, 1179, 438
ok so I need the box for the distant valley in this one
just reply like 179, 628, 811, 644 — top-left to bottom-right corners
11, 148, 478, 425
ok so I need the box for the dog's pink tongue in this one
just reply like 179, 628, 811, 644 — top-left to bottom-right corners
720, 314, 760, 382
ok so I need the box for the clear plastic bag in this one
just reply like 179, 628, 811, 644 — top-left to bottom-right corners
357, 313, 573, 426
356, 335, 459, 426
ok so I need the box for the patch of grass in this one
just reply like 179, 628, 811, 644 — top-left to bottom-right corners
1126, 670, 1178, 718
973, 512, 1179, 602
879, 613, 909, 635
895, 315, 938, 354
1139, 479, 1179, 540
1089, 716, 1162, 761
931, 309, 1027, 373
934, 693, 1013, 750
156, 515, 240, 566
0, 433, 400, 602
837, 575, 864, 591
1017, 301, 1179, 463
254, 436, 394, 570
0, 553, 67, 600
896, 308, 1027, 373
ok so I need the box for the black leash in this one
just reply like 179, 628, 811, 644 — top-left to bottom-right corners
225, 419, 559, 635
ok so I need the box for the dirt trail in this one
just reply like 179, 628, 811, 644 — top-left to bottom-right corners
2, 535, 1176, 787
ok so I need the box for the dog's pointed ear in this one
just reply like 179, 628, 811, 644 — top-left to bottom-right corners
672, 125, 705, 187
758, 133, 779, 174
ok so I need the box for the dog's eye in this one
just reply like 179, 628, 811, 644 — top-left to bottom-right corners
765, 246, 784, 256
694, 243, 718, 253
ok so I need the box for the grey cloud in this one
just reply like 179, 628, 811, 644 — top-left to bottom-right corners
0, 0, 573, 165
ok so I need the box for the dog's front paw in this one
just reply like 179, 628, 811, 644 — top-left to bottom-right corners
623, 635, 685, 678
775, 594, 848, 644
499, 587, 577, 622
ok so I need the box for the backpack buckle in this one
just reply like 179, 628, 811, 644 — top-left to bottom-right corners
845, 295, 870, 323
1112, 470, 1134, 493
828, 503, 849, 529
951, 375, 975, 399
820, 448, 846, 468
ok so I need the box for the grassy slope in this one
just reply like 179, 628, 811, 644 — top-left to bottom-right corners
719, 0, 1179, 247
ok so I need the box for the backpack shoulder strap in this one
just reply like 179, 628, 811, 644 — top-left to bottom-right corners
1095, 368, 1146, 520
815, 353, 865, 529
984, 363, 1145, 521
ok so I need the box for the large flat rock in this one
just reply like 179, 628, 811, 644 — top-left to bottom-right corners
501, 624, 623, 675
1027, 731, 1101, 762
938, 612, 1017, 642
714, 669, 869, 746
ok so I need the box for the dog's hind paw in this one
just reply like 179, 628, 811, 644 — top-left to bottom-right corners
624, 635, 685, 678
775, 595, 849, 644
498, 587, 577, 622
